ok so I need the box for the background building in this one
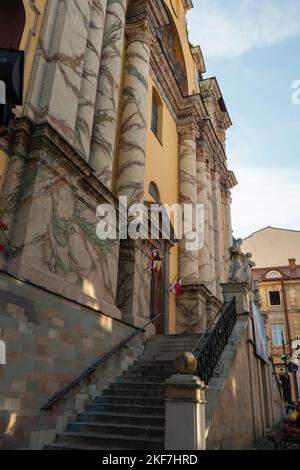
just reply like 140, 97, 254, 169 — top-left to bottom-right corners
244, 227, 300, 402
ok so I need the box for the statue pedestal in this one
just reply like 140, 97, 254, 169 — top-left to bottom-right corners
221, 282, 252, 318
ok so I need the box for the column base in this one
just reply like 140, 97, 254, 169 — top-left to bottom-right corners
176, 283, 211, 334
206, 295, 223, 324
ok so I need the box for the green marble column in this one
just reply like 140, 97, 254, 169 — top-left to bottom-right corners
73, 0, 108, 159
178, 124, 199, 283
25, 0, 95, 144
116, 21, 152, 205
196, 147, 211, 288
90, 0, 128, 190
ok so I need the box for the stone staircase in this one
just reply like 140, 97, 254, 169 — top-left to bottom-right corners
45, 334, 200, 450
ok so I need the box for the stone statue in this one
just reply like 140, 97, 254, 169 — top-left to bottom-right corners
254, 280, 263, 308
228, 238, 244, 282
243, 252, 256, 291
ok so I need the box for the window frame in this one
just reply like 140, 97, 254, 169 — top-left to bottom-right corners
151, 94, 159, 137
268, 289, 282, 307
271, 324, 285, 347
150, 88, 163, 144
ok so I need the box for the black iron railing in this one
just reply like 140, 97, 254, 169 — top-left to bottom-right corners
41, 313, 162, 411
192, 298, 237, 384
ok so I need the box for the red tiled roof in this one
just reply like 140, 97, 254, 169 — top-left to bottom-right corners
253, 265, 300, 280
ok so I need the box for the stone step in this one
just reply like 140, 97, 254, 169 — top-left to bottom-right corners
124, 369, 176, 383
144, 347, 198, 355
67, 421, 164, 438
86, 402, 165, 416
102, 388, 165, 398
142, 353, 193, 360
149, 334, 201, 341
146, 342, 200, 349
124, 368, 175, 377
123, 367, 176, 382
55, 432, 164, 450
117, 375, 167, 383
109, 382, 165, 391
76, 412, 165, 427
133, 360, 175, 367
44, 442, 123, 451
93, 395, 164, 406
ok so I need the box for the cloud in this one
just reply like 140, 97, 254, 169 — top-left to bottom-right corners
188, 0, 300, 58
231, 168, 300, 238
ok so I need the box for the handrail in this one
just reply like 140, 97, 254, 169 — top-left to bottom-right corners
193, 298, 237, 384
41, 313, 162, 410
192, 301, 227, 355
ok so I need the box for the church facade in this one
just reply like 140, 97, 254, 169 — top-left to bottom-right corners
0, 0, 236, 335
0, 1, 282, 450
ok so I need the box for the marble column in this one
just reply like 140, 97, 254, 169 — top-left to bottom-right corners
90, 0, 128, 190
25, 0, 93, 144
73, 0, 108, 159
206, 162, 216, 296
212, 170, 225, 299
178, 124, 199, 283
196, 145, 210, 289
222, 187, 233, 281
176, 125, 209, 334
116, 21, 152, 206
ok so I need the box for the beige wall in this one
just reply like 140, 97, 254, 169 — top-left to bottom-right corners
260, 279, 300, 401
207, 320, 284, 449
243, 227, 300, 268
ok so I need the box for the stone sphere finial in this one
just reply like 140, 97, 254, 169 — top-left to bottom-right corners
175, 352, 197, 375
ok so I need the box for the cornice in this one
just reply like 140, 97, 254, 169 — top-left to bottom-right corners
10, 117, 119, 208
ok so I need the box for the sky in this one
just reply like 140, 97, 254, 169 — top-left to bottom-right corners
188, 0, 300, 239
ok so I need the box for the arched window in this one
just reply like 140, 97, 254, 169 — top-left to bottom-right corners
266, 271, 281, 279
149, 182, 161, 203
0, 1, 26, 49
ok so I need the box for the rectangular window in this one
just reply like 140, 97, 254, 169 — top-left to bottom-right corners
151, 95, 158, 136
271, 324, 285, 346
268, 290, 281, 306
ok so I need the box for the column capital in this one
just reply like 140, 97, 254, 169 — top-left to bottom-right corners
196, 142, 207, 163
125, 20, 154, 47
178, 120, 199, 141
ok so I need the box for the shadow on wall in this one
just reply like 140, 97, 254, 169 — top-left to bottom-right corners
0, 271, 146, 449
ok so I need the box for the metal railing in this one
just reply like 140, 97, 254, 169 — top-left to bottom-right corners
41, 313, 162, 411
192, 298, 237, 384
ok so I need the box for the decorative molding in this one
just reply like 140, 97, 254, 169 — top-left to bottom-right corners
178, 121, 199, 141
24, 0, 41, 56
125, 19, 155, 47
